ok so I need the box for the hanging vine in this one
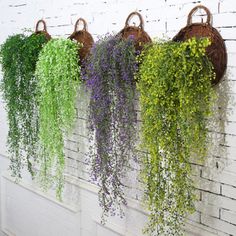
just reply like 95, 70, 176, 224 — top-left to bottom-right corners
84, 35, 137, 219
0, 33, 47, 178
35, 39, 81, 198
20, 33, 48, 175
137, 38, 216, 235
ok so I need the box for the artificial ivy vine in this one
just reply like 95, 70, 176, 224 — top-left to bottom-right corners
84, 35, 137, 219
137, 38, 216, 235
35, 39, 81, 198
0, 33, 47, 178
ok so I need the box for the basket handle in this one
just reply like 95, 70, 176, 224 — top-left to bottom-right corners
74, 18, 87, 32
125, 12, 144, 30
35, 20, 47, 33
187, 5, 211, 25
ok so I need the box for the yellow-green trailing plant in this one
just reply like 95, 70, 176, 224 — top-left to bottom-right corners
0, 33, 47, 178
137, 38, 216, 235
35, 39, 81, 198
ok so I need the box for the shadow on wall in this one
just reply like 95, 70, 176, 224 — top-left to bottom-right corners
196, 70, 235, 206
207, 71, 234, 177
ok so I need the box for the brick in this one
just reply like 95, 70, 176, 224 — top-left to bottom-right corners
222, 184, 236, 199
224, 146, 236, 160
217, 27, 236, 40
228, 53, 236, 68
185, 221, 229, 236
213, 12, 236, 28
202, 191, 236, 213
65, 149, 79, 161
223, 160, 236, 173
187, 211, 201, 224
195, 177, 221, 194
225, 122, 236, 136
202, 165, 236, 186
219, 0, 236, 13
226, 66, 236, 78
1, 1, 236, 236
66, 133, 80, 143
221, 209, 236, 225
74, 119, 89, 137
225, 134, 236, 148
201, 214, 236, 235
166, 17, 186, 31
225, 41, 236, 54
195, 201, 220, 218
191, 164, 202, 177
67, 141, 80, 152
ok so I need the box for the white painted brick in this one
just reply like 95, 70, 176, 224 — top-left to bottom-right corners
125, 205, 148, 235
65, 149, 79, 161
195, 201, 220, 218
66, 141, 80, 152
221, 208, 236, 225
224, 146, 236, 160
213, 12, 236, 28
225, 122, 236, 136
202, 167, 236, 186
191, 164, 202, 177
225, 134, 236, 148
185, 221, 229, 236
197, 0, 220, 14
73, 118, 89, 137
187, 211, 201, 224
227, 53, 236, 68
166, 16, 186, 31
219, 0, 236, 13
226, 41, 236, 53
217, 27, 236, 40
66, 134, 80, 143
202, 191, 236, 213
1, 1, 236, 236
218, 80, 235, 97
201, 215, 236, 235
222, 184, 236, 199
223, 160, 236, 173
195, 177, 221, 194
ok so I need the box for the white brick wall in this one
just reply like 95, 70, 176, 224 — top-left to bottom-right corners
1, 0, 236, 235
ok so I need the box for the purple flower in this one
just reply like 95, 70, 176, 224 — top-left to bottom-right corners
83, 34, 138, 220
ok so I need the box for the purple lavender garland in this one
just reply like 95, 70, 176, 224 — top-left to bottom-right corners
84, 35, 137, 220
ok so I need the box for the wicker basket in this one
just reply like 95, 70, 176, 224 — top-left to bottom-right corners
173, 5, 227, 85
35, 20, 51, 40
69, 18, 94, 62
118, 12, 151, 51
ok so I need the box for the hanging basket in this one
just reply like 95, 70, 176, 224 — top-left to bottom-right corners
118, 12, 151, 51
69, 18, 94, 62
173, 5, 227, 85
35, 20, 51, 40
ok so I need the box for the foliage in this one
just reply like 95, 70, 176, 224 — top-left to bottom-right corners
35, 39, 81, 199
20, 33, 48, 175
137, 38, 216, 235
84, 35, 137, 220
0, 33, 47, 178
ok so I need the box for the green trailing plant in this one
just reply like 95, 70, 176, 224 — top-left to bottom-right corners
20, 33, 48, 175
0, 33, 47, 178
137, 38, 216, 235
35, 38, 81, 198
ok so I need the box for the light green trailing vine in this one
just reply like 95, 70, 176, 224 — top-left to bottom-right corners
137, 38, 216, 235
35, 39, 81, 199
0, 33, 47, 178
